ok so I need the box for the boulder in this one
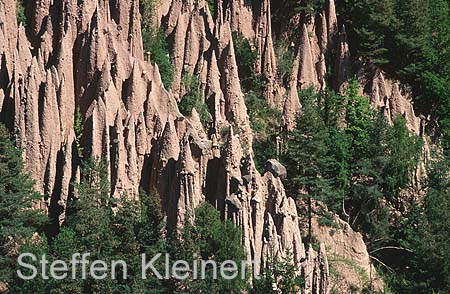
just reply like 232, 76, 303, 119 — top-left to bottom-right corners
265, 159, 287, 179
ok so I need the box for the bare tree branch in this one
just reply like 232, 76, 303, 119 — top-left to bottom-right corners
370, 246, 414, 254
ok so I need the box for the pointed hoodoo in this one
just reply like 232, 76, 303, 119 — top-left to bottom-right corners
158, 117, 181, 162
319, 12, 328, 53
298, 24, 320, 90
326, 0, 338, 50
170, 135, 201, 229
169, 6, 191, 95
178, 136, 196, 175
224, 126, 243, 177
125, 60, 147, 115
217, 22, 252, 143
256, 0, 281, 108
206, 49, 226, 125
334, 25, 350, 91
283, 27, 304, 131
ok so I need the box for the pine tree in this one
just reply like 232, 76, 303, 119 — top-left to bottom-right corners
389, 157, 450, 293
169, 203, 249, 293
49, 158, 119, 293
282, 87, 336, 244
382, 116, 422, 204
131, 189, 168, 293
413, 157, 450, 292
0, 124, 47, 284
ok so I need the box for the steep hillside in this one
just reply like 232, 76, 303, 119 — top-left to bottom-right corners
1, 0, 447, 293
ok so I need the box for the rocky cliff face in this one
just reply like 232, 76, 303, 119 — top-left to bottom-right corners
0, 0, 424, 292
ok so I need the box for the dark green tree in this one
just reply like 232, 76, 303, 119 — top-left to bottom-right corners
382, 116, 422, 203
0, 124, 47, 284
387, 157, 450, 293
338, 0, 450, 156
282, 87, 336, 244
169, 203, 249, 293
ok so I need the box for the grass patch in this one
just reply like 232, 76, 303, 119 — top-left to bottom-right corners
329, 253, 370, 291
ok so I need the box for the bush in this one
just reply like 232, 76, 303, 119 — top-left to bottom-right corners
142, 27, 174, 89
251, 251, 305, 294
179, 74, 211, 126
275, 40, 295, 84
16, 0, 26, 26
284, 0, 325, 17
74, 107, 84, 158
232, 31, 258, 90
206, 0, 215, 17
245, 92, 282, 172
317, 210, 340, 229
140, 0, 174, 89
170, 202, 249, 292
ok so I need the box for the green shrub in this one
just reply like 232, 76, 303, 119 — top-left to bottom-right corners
285, 0, 325, 17
139, 0, 158, 28
251, 251, 304, 294
74, 107, 84, 158
232, 31, 258, 88
140, 0, 174, 89
206, 0, 215, 17
245, 92, 282, 172
179, 74, 211, 127
16, 0, 26, 26
317, 210, 340, 229
142, 27, 174, 89
275, 40, 295, 83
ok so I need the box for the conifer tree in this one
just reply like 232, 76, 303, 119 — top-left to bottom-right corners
169, 202, 249, 293
0, 124, 47, 284
282, 87, 336, 244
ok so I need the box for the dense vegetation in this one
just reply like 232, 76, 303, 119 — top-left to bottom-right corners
242, 76, 449, 293
383, 157, 450, 293
0, 124, 46, 284
6, 155, 251, 293
332, 1, 450, 292
232, 1, 450, 291
140, 0, 174, 89
339, 0, 450, 155
280, 83, 423, 249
